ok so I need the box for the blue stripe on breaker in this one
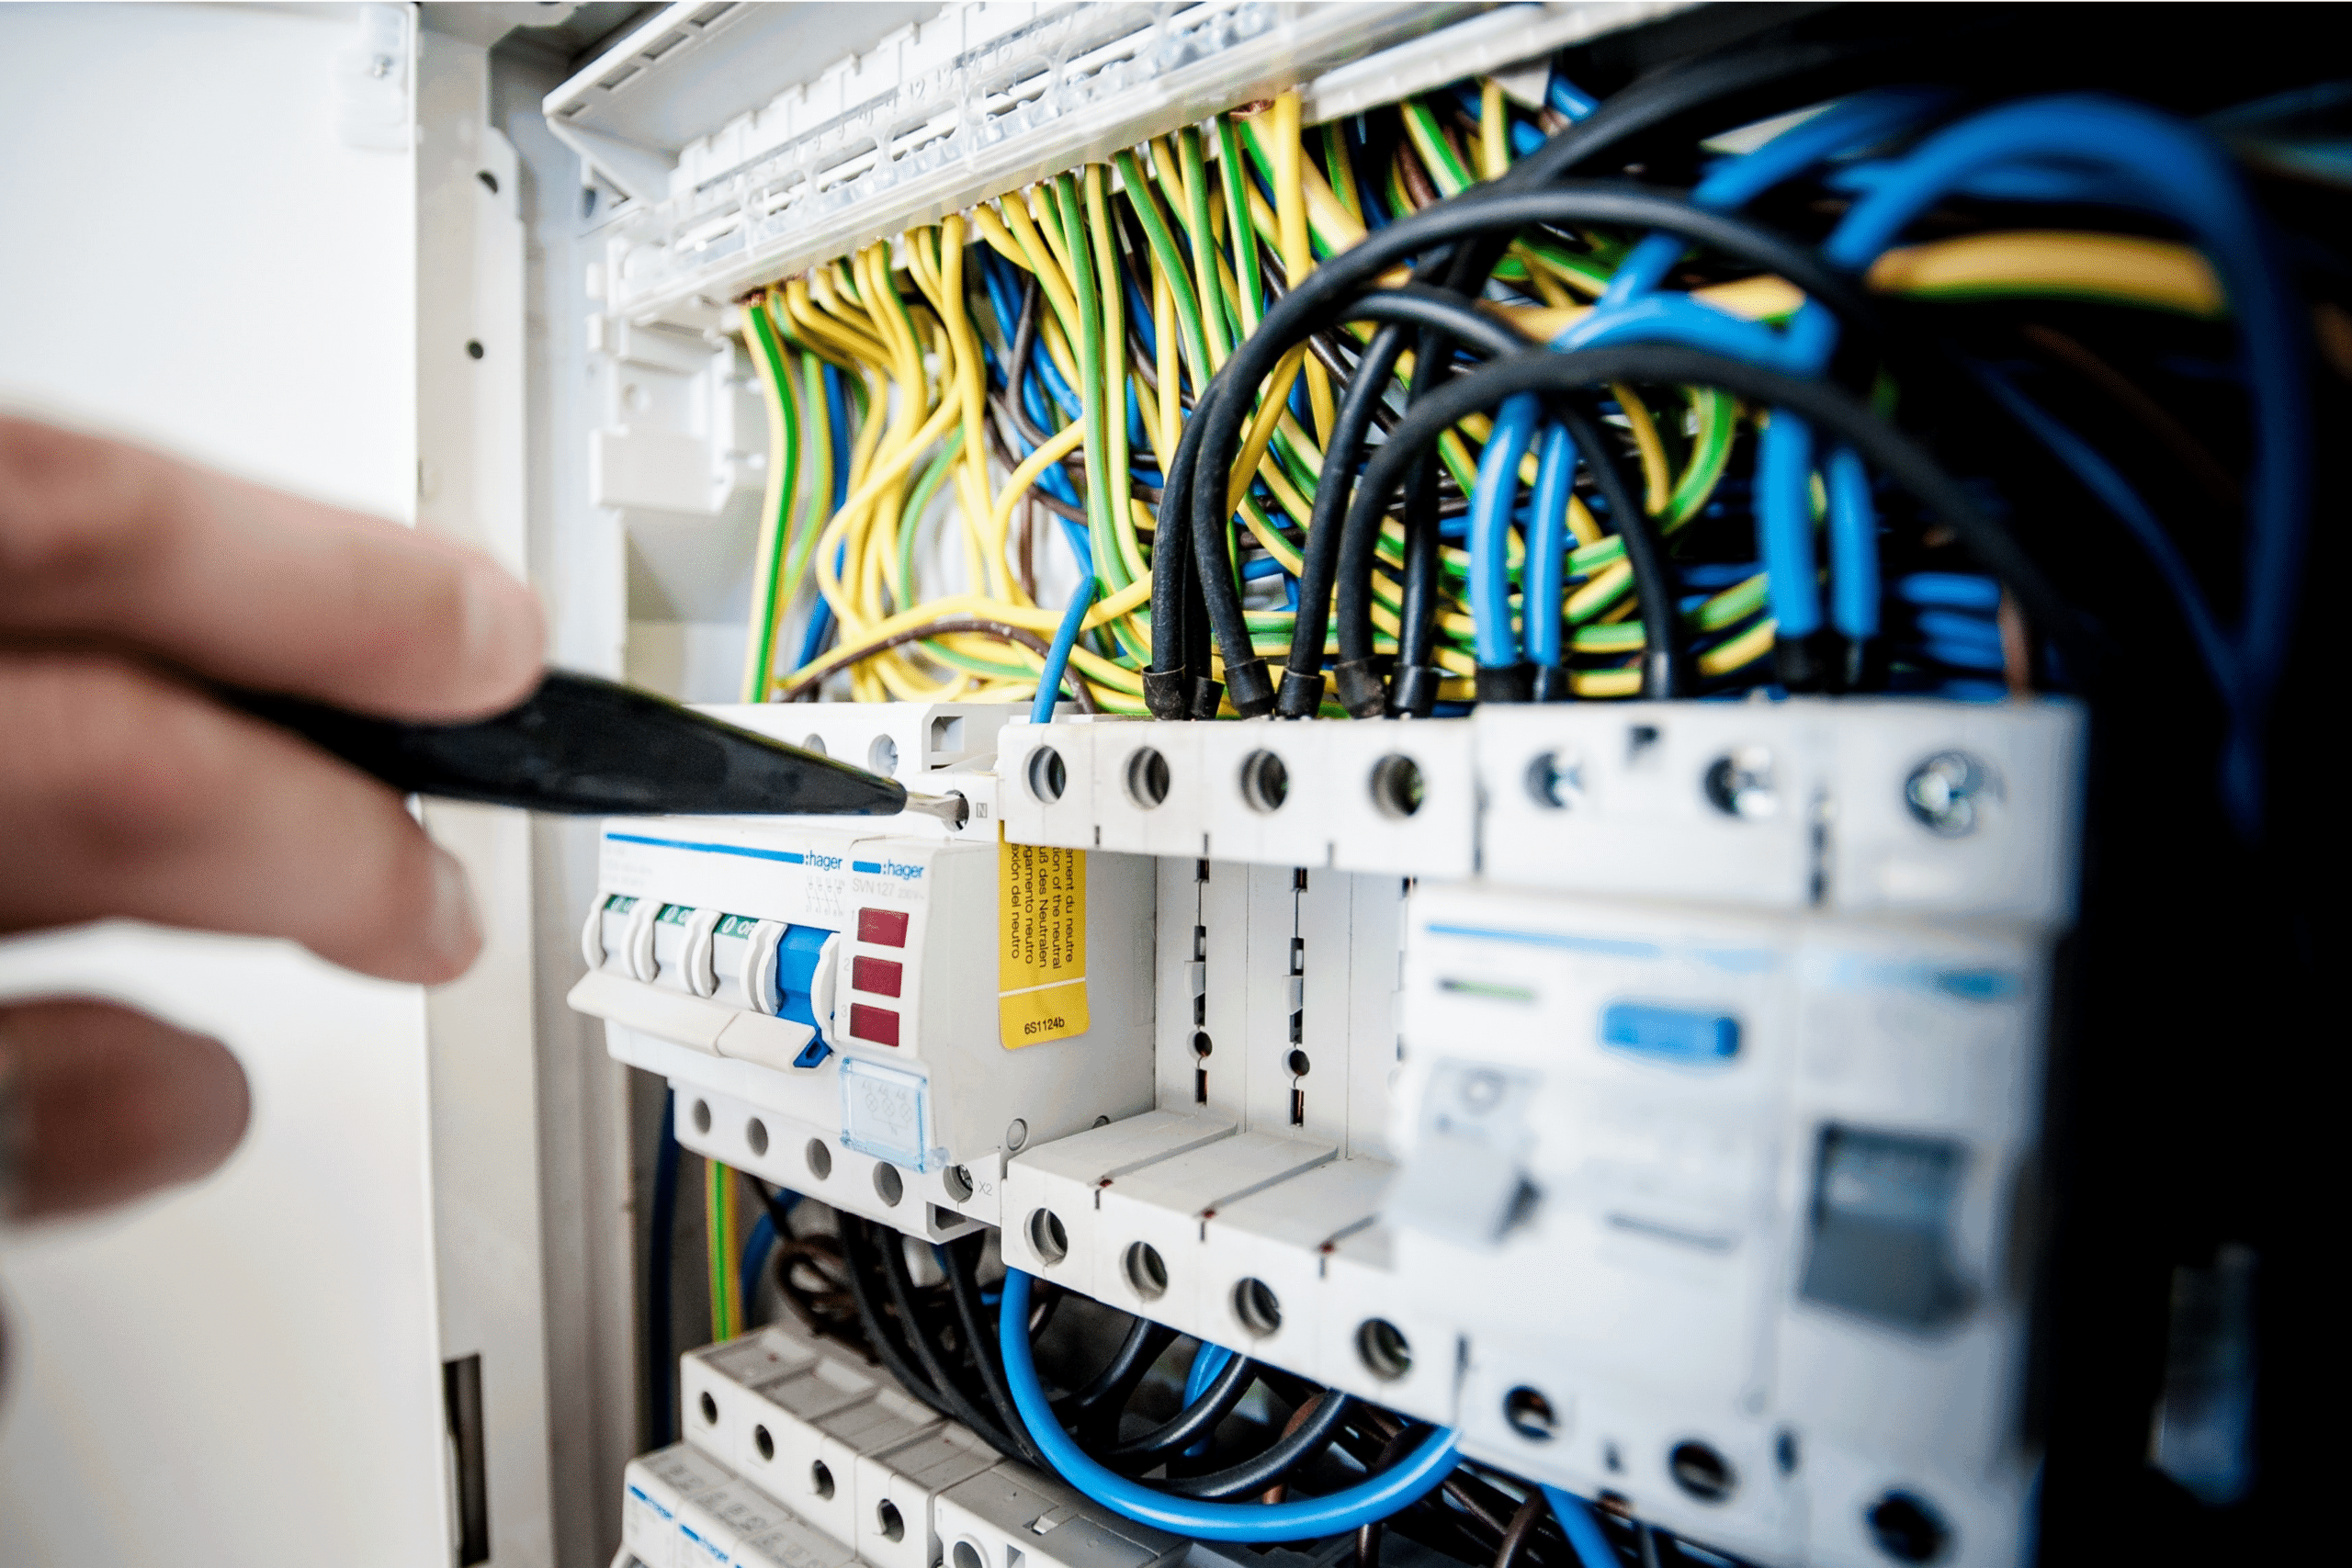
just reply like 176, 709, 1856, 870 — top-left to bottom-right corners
605, 832, 807, 863
853, 860, 882, 873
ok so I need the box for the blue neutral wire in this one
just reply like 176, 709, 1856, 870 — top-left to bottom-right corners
1898, 571, 2001, 611
1825, 445, 1881, 640
1539, 1487, 1621, 1568
1601, 90, 1950, 309
793, 362, 854, 669
997, 1270, 1460, 1540
1470, 394, 1541, 666
1180, 1344, 1236, 1458
1524, 425, 1578, 666
1546, 70, 1600, 122
1183, 1343, 1235, 1404
1032, 578, 1097, 725
1585, 90, 1951, 647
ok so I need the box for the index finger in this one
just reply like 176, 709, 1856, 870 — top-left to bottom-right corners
0, 414, 543, 720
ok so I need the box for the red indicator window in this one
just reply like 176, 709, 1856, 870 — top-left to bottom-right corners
852, 955, 904, 998
849, 1003, 900, 1047
857, 908, 910, 947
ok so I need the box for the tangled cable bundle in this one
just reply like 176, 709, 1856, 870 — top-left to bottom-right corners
732, 36, 2320, 841
703, 17, 2343, 1561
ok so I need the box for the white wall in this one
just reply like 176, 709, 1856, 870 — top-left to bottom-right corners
0, 6, 449, 1564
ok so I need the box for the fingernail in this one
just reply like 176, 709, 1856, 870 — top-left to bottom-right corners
429, 850, 483, 976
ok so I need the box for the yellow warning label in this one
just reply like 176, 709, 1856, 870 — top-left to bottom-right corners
999, 830, 1089, 1047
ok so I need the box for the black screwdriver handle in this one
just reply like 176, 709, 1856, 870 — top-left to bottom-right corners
223, 670, 910, 818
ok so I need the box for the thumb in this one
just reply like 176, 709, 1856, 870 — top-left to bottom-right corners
1, 998, 251, 1222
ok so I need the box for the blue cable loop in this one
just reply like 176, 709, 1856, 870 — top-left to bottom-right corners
1601, 90, 1950, 309
996, 1269, 1461, 1540
1470, 394, 1542, 666
1546, 91, 1948, 650
1772, 94, 2307, 829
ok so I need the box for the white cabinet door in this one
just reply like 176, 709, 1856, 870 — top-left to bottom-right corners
0, 6, 524, 1566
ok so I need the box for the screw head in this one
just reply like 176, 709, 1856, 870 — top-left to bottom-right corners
1906, 751, 1995, 837
1704, 745, 1780, 819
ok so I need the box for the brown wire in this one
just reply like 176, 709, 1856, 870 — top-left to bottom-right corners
1493, 1490, 1548, 1568
2018, 322, 2239, 511
1395, 136, 1442, 210
1254, 1392, 1327, 1504
1353, 1427, 1422, 1568
775, 616, 1100, 710
1017, 495, 1040, 604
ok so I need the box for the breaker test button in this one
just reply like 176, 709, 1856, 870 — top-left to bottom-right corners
857, 907, 910, 947
852, 956, 904, 998
849, 1003, 900, 1046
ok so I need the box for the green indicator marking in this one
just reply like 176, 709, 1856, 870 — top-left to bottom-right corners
1438, 977, 1538, 1004
656, 903, 694, 925
717, 914, 761, 939
604, 894, 639, 913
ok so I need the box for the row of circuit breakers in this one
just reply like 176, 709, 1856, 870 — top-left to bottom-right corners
576, 697, 2081, 1568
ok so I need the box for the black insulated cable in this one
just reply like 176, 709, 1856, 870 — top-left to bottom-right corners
1278, 321, 1411, 717
834, 1216, 962, 1427
1555, 400, 1683, 699
939, 1236, 1046, 1470
869, 1218, 1025, 1460
1172, 194, 1867, 709
1097, 1347, 1257, 1470
1059, 1317, 1180, 1442
1159, 1388, 1356, 1499
1144, 408, 1211, 716
1182, 286, 1536, 716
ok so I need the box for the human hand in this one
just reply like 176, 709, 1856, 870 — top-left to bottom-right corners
0, 414, 544, 1220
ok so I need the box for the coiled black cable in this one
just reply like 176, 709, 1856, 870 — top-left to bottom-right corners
1097, 1347, 1257, 1470
833, 1215, 964, 1427
868, 1219, 1026, 1460
1277, 321, 1410, 717
1160, 1388, 1356, 1499
1169, 186, 1874, 713
1328, 355, 1681, 704
940, 1235, 1045, 1469
1060, 1317, 1181, 1440
1182, 284, 1538, 714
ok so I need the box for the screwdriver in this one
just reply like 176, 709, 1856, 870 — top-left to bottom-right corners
224, 670, 971, 825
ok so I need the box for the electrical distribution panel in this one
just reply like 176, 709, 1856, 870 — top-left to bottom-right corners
585, 694, 2076, 1566
532, 5, 2183, 1567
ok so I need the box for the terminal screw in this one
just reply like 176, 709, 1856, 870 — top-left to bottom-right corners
1905, 751, 1994, 837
